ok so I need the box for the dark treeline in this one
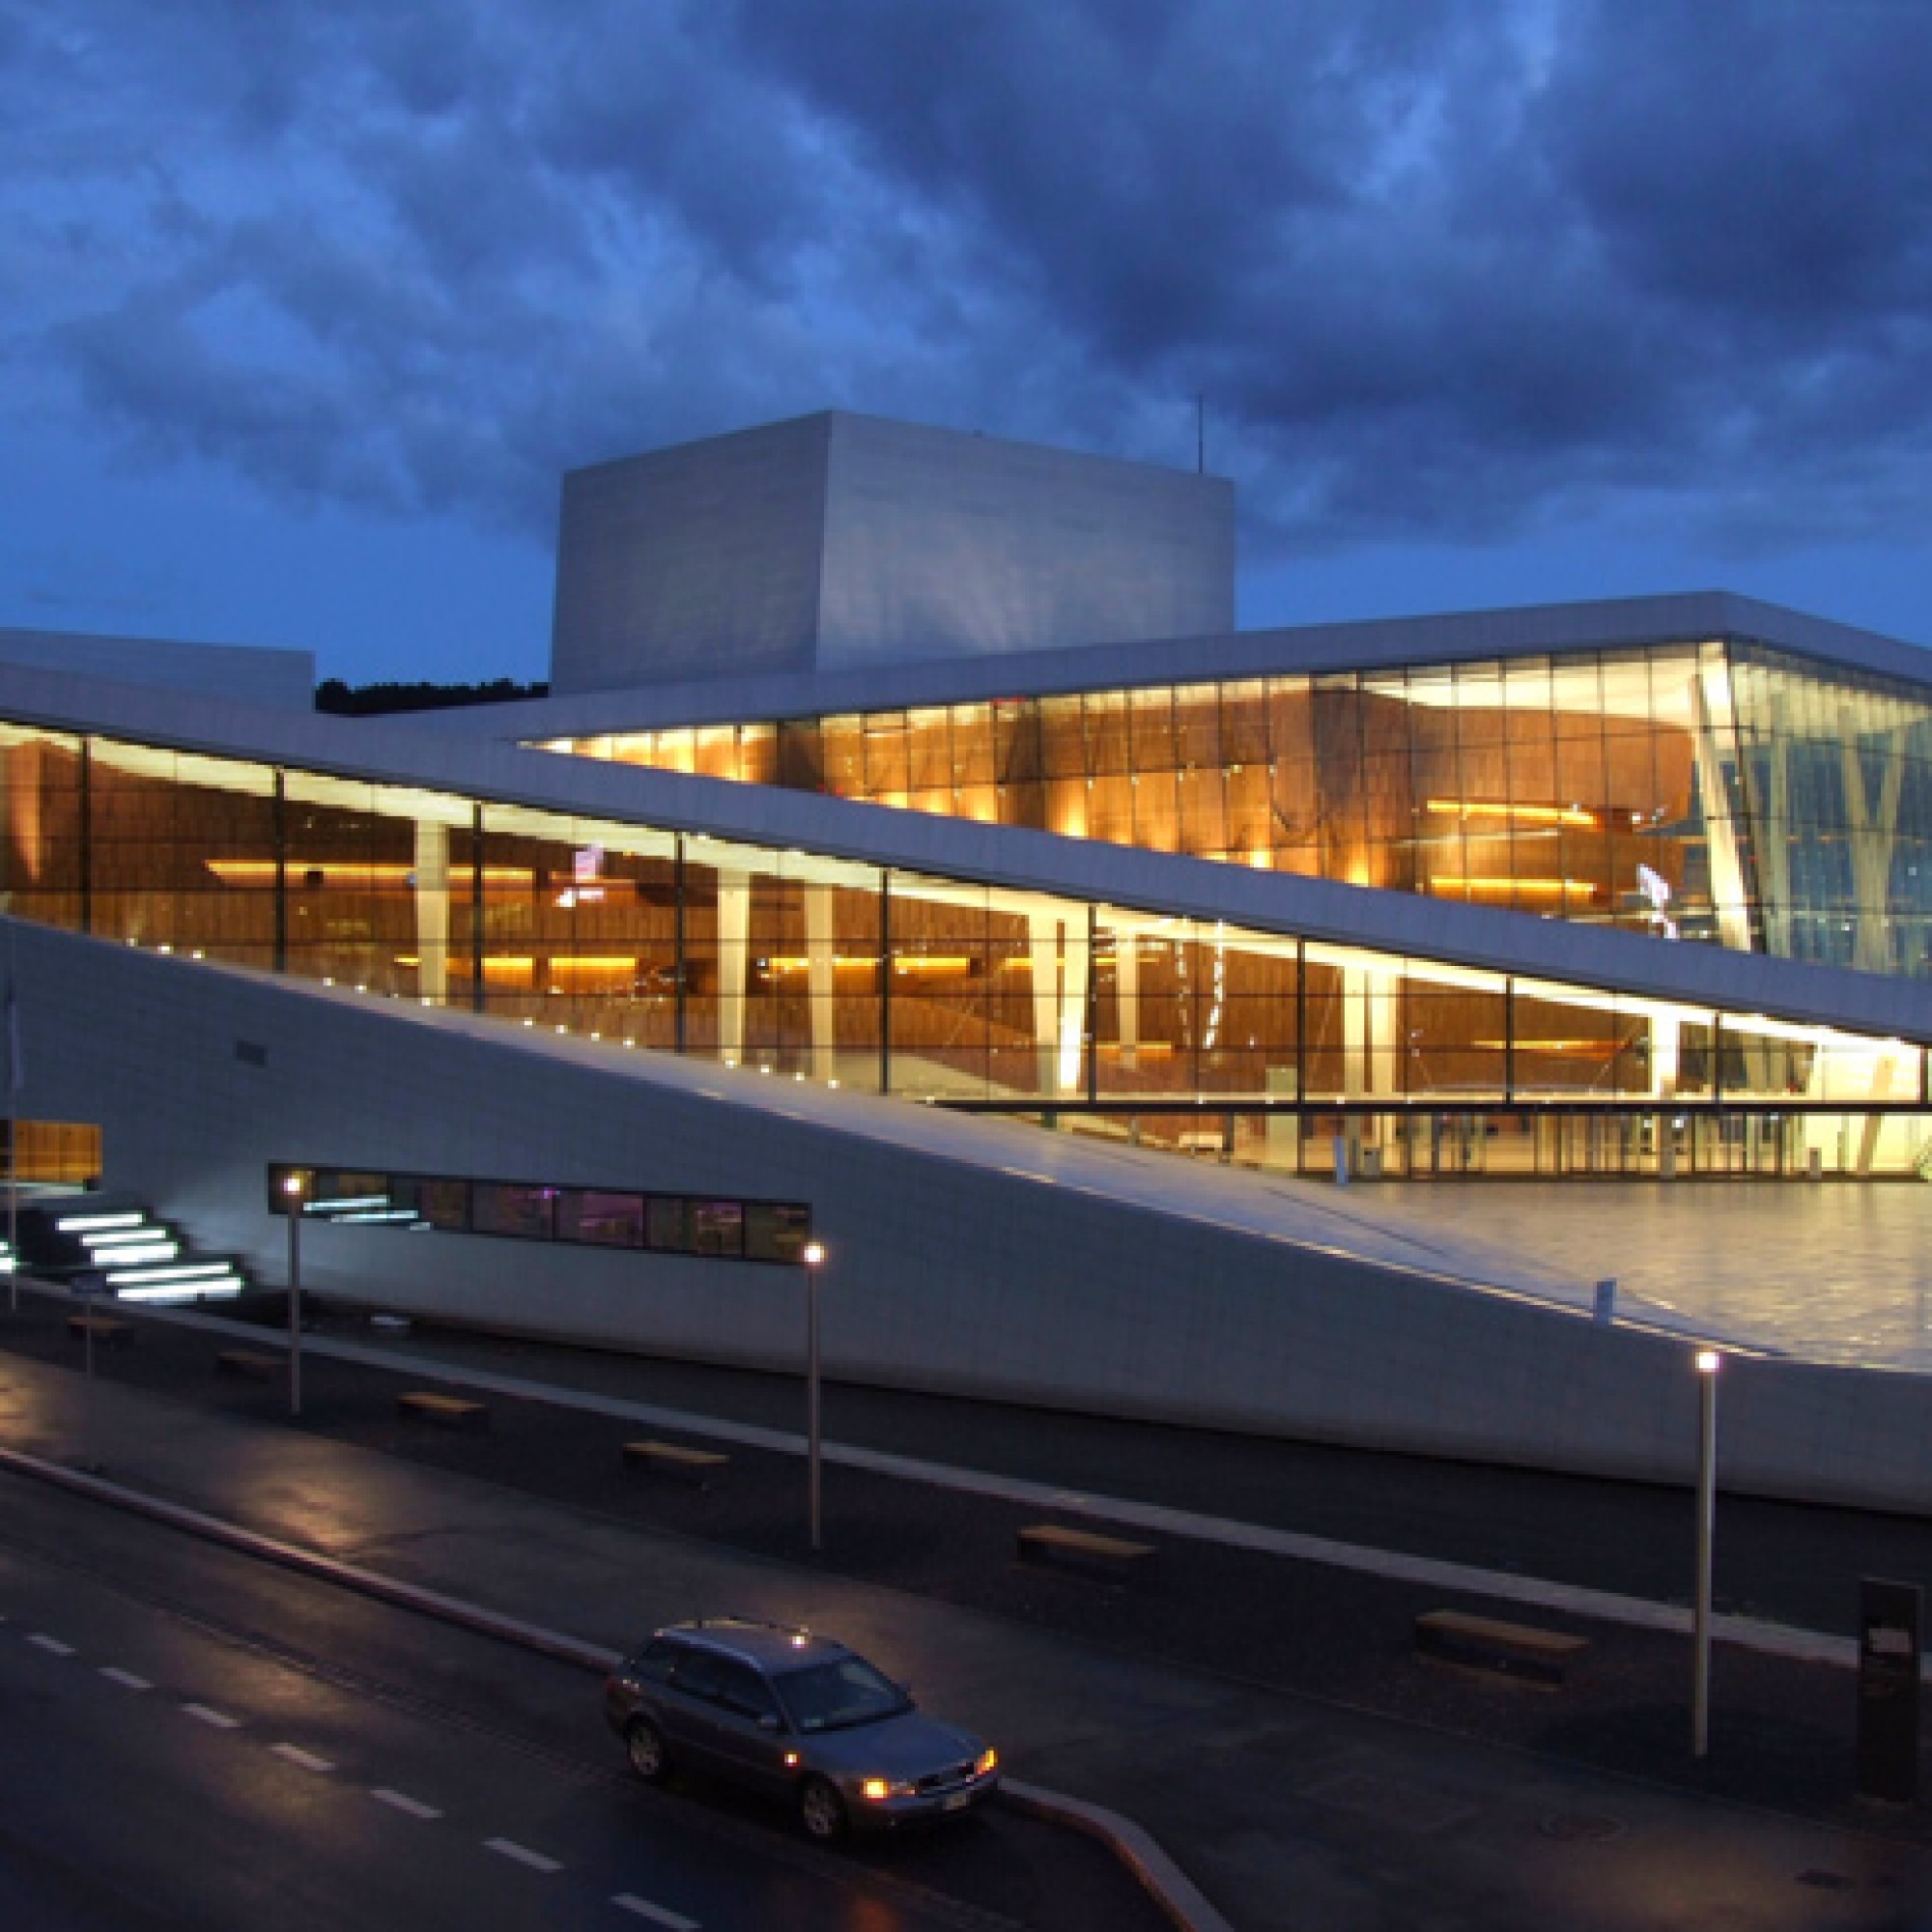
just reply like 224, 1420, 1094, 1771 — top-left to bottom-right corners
315, 678, 548, 716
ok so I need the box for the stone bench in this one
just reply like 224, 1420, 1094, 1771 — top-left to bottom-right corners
1414, 1608, 1589, 1688
622, 1439, 730, 1488
1016, 1521, 1157, 1577
214, 1348, 281, 1380
68, 1313, 131, 1348
396, 1390, 490, 1432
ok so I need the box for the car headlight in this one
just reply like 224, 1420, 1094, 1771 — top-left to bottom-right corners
859, 1776, 917, 1802
975, 1747, 998, 1777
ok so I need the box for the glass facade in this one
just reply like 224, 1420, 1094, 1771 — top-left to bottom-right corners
5, 713, 1928, 1180
541, 637, 1932, 980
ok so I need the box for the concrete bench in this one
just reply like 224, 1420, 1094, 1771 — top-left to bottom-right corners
68, 1313, 131, 1348
1414, 1608, 1589, 1688
622, 1439, 730, 1487
1016, 1522, 1157, 1577
214, 1348, 281, 1380
396, 1390, 490, 1432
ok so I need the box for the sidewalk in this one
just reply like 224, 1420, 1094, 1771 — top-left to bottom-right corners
3, 1292, 1931, 1931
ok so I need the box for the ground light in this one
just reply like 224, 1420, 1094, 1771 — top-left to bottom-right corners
1692, 1348, 1720, 1758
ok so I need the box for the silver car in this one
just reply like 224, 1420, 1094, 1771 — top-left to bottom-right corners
604, 1617, 1000, 1841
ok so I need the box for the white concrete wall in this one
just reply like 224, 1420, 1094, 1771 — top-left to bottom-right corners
548, 412, 1235, 693
15, 920, 1932, 1514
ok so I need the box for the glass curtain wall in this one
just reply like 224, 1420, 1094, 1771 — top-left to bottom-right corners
1, 717, 1927, 1177
544, 638, 1932, 980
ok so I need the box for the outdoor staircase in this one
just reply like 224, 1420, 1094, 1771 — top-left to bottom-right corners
12, 1194, 248, 1303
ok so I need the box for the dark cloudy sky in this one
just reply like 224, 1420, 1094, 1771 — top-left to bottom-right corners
7, 0, 1932, 686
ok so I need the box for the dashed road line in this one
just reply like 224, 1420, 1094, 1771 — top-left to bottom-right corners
270, 1743, 334, 1773
182, 1702, 242, 1729
27, 1633, 73, 1656
99, 1666, 151, 1690
485, 1837, 561, 1873
371, 1786, 441, 1820
612, 1893, 701, 1929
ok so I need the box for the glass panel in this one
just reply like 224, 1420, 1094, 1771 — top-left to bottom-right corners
692, 1199, 745, 1257
472, 1181, 556, 1239
645, 1196, 691, 1252
746, 1201, 812, 1263
557, 1189, 644, 1247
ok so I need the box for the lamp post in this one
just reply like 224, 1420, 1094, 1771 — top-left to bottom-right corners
283, 1172, 305, 1419
802, 1238, 825, 1552
1692, 1348, 1720, 1758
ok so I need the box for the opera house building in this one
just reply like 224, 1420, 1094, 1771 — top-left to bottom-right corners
5, 412, 1932, 1506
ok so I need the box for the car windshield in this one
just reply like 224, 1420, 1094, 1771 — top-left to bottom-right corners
774, 1654, 911, 1733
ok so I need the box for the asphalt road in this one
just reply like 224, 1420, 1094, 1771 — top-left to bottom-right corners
0, 1467, 1147, 1932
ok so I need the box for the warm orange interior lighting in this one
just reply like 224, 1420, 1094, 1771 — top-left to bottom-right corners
473, 955, 645, 990
1425, 799, 1597, 828
206, 860, 636, 901
1474, 1037, 1624, 1056
1431, 877, 1600, 900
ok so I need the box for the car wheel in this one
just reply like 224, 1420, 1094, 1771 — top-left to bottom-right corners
626, 1719, 668, 1782
798, 1775, 847, 1843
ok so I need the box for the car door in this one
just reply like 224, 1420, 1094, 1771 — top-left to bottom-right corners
659, 1646, 734, 1771
707, 1658, 794, 1796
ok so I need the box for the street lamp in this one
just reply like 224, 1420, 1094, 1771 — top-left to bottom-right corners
283, 1171, 305, 1419
802, 1238, 825, 1552
1692, 1347, 1720, 1758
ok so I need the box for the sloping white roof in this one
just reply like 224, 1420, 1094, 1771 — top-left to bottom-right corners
412, 588, 1932, 743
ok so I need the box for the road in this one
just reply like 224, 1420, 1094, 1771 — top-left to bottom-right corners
0, 1467, 1146, 1932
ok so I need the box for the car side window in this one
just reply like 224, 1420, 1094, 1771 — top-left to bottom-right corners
713, 1659, 781, 1724
668, 1649, 726, 1702
633, 1638, 679, 1684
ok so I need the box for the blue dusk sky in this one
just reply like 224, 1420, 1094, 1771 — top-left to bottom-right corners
6, 2, 1932, 688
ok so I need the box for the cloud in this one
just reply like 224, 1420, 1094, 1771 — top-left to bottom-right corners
7, 0, 1932, 574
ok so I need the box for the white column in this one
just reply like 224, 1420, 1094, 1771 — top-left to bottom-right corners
718, 869, 749, 1065
1028, 912, 1085, 1097
1114, 928, 1139, 1072
1651, 1012, 1681, 1098
413, 820, 449, 1004
806, 883, 837, 1083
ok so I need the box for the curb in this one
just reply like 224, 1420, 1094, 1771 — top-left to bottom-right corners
0, 1436, 1233, 1932
1002, 1780, 1238, 1932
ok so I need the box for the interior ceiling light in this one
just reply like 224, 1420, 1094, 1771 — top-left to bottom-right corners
1425, 799, 1598, 827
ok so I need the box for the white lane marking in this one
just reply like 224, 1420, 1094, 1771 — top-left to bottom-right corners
613, 1893, 701, 1929
485, 1837, 561, 1873
371, 1787, 441, 1821
27, 1634, 74, 1656
99, 1667, 152, 1690
270, 1744, 333, 1774
182, 1703, 242, 1729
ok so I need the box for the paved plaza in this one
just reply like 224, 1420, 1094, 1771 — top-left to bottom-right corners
1315, 1177, 1932, 1367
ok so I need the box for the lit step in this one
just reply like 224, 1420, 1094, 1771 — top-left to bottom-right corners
88, 1240, 180, 1265
117, 1276, 245, 1304
58, 1212, 147, 1236
103, 1260, 240, 1288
